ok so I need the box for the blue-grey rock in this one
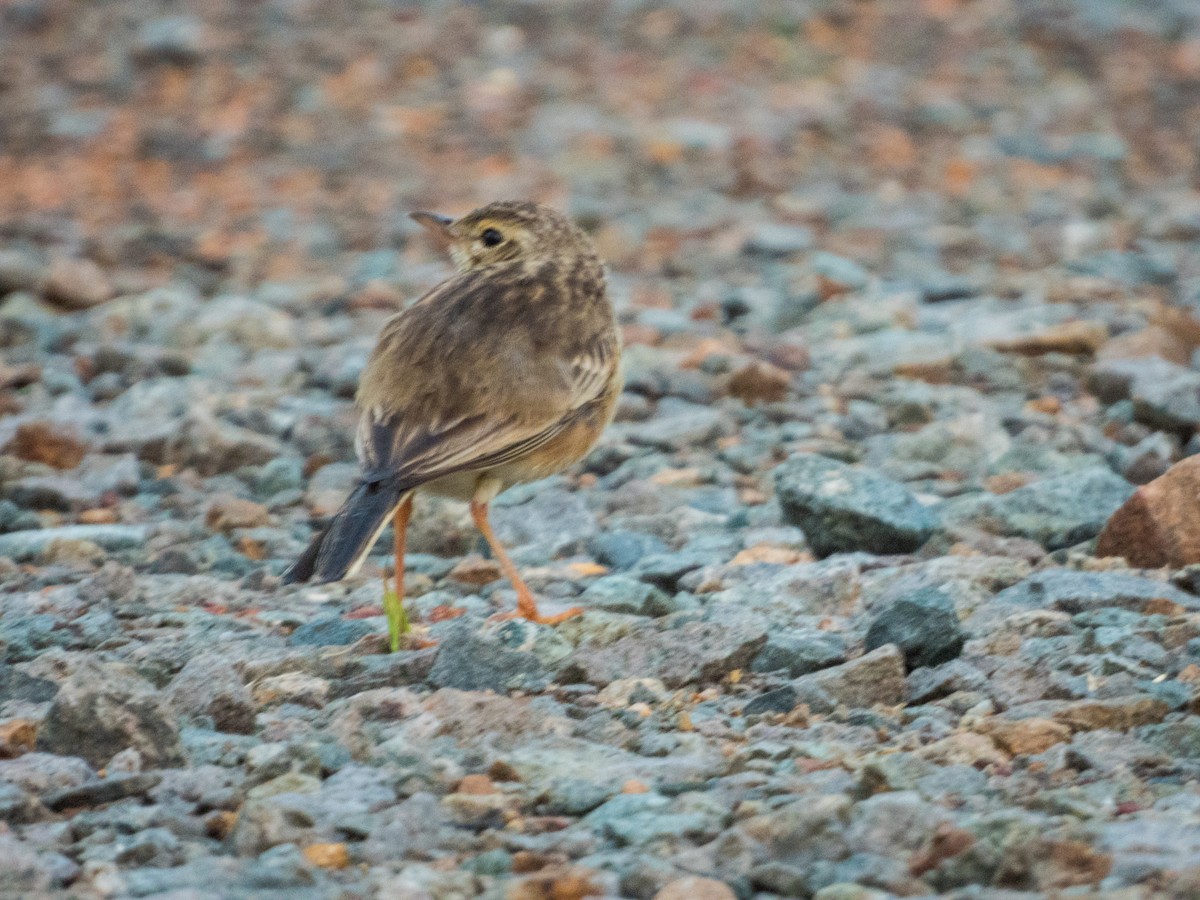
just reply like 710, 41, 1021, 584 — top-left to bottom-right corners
811, 252, 870, 291
774, 453, 938, 557
865, 588, 964, 670
744, 223, 815, 257
0, 662, 58, 703
1140, 720, 1200, 759
579, 575, 675, 617
563, 615, 767, 688
42, 772, 162, 812
289, 615, 376, 647
0, 782, 39, 824
427, 619, 549, 692
0, 524, 150, 562
492, 487, 598, 557
584, 792, 721, 846
244, 843, 314, 889
164, 652, 256, 735
791, 645, 907, 710
589, 530, 669, 570
989, 569, 1200, 615
943, 466, 1132, 549
751, 630, 847, 676
920, 273, 981, 302
134, 15, 205, 64
744, 686, 799, 716
632, 549, 711, 589
36, 659, 184, 768
907, 659, 990, 704
625, 399, 727, 451
0, 499, 41, 534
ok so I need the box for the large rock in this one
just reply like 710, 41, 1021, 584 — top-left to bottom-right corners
0, 524, 149, 563
563, 616, 767, 688
943, 466, 1132, 549
1097, 456, 1200, 568
988, 569, 1200, 615
427, 619, 551, 693
163, 412, 282, 476
865, 588, 964, 671
36, 660, 184, 768
41, 257, 114, 310
774, 453, 938, 557
164, 652, 256, 735
791, 644, 907, 711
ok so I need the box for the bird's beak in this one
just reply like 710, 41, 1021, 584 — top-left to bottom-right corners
410, 211, 455, 243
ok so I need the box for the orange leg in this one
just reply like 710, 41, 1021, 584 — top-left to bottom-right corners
391, 493, 414, 605
469, 498, 582, 625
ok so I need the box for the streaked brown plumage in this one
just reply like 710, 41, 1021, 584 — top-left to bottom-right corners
282, 200, 621, 623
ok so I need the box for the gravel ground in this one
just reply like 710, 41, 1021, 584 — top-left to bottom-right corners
5, 1, 1200, 897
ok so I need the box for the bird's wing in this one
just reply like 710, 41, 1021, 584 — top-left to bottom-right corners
354, 263, 616, 487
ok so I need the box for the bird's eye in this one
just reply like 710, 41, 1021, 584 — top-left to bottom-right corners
480, 228, 503, 247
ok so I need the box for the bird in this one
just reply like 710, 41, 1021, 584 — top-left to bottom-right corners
281, 200, 621, 624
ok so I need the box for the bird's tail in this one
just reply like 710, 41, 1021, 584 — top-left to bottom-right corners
281, 481, 412, 584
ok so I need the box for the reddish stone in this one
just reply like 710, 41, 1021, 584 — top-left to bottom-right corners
3, 421, 87, 469
1097, 456, 1200, 568
725, 360, 790, 405
42, 257, 115, 310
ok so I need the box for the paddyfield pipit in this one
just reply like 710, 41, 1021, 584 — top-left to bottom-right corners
282, 200, 621, 624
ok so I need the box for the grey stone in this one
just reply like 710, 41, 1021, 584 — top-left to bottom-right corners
108, 826, 184, 868
289, 615, 376, 647
907, 659, 990, 704
811, 252, 870, 291
625, 399, 727, 450
588, 530, 669, 570
943, 466, 1132, 549
244, 843, 315, 889
632, 549, 712, 589
751, 630, 847, 676
774, 453, 938, 557
744, 223, 815, 257
164, 652, 256, 735
36, 659, 184, 768
492, 488, 598, 557
0, 834, 53, 896
0, 781, 40, 823
792, 645, 907, 710
427, 619, 549, 692
921, 273, 981, 302
584, 792, 722, 846
0, 525, 150, 562
0, 662, 58, 703
1131, 366, 1200, 433
563, 615, 767, 688
134, 15, 205, 64
744, 793, 853, 868
42, 773, 162, 811
579, 575, 674, 616
744, 686, 799, 716
0, 499, 41, 534
0, 753, 94, 794
990, 569, 1200, 615
163, 412, 282, 476
0, 248, 43, 294
865, 588, 965, 670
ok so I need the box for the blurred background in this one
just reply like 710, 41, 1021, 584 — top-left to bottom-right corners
6, 4, 1200, 897
3, 0, 1198, 309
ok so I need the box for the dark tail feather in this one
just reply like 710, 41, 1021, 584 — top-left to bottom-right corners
281, 481, 409, 584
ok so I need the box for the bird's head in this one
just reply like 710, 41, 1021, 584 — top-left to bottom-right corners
411, 200, 593, 272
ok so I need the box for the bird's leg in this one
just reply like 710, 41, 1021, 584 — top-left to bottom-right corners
469, 484, 582, 625
392, 493, 413, 603
382, 494, 414, 650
